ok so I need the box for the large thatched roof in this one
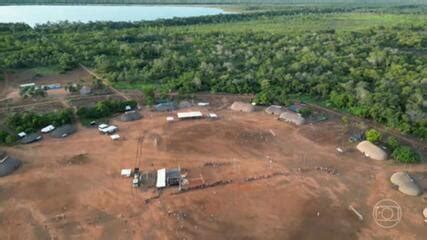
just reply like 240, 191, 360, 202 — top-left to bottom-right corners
50, 124, 76, 138
154, 102, 176, 112
0, 154, 21, 177
390, 172, 422, 196
265, 105, 285, 116
20, 133, 42, 144
230, 101, 254, 112
356, 141, 387, 160
279, 111, 305, 126
178, 100, 192, 109
120, 111, 142, 122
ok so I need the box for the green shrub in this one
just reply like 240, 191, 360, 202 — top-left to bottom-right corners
365, 129, 382, 143
386, 137, 400, 151
5, 109, 74, 133
392, 146, 420, 164
5, 135, 17, 145
77, 99, 137, 121
298, 108, 312, 118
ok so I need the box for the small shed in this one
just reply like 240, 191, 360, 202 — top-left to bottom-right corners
356, 141, 388, 161
110, 134, 120, 141
166, 168, 182, 186
21, 133, 42, 144
156, 168, 166, 188
121, 169, 132, 177
0, 152, 21, 177
41, 125, 55, 133
154, 102, 176, 112
17, 132, 27, 138
230, 101, 255, 112
166, 116, 175, 122
50, 124, 76, 138
208, 113, 218, 119
265, 105, 284, 116
197, 102, 209, 107
80, 86, 91, 96
279, 111, 305, 126
120, 111, 142, 122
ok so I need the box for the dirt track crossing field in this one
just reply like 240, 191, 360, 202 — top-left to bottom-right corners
0, 105, 426, 240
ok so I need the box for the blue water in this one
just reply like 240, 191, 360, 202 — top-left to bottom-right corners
0, 5, 225, 27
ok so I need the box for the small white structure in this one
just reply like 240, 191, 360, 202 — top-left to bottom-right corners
98, 124, 108, 131
208, 113, 218, 119
101, 125, 118, 134
17, 132, 27, 138
121, 169, 132, 177
197, 102, 209, 107
166, 116, 175, 122
20, 83, 35, 88
41, 125, 55, 133
177, 111, 203, 120
125, 105, 132, 111
110, 134, 120, 141
156, 168, 166, 188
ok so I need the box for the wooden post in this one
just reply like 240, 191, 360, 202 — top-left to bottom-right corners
349, 205, 363, 221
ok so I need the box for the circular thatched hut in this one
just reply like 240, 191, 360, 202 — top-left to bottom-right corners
356, 141, 387, 160
120, 111, 142, 122
230, 101, 255, 112
279, 111, 305, 126
0, 151, 21, 177
178, 100, 192, 109
50, 124, 76, 138
390, 172, 422, 196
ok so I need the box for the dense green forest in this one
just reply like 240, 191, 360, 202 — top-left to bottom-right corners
0, 5, 426, 140
0, 0, 426, 5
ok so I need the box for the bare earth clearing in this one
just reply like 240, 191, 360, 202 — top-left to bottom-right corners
0, 100, 426, 239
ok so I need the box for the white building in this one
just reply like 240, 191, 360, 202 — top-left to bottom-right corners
177, 111, 203, 120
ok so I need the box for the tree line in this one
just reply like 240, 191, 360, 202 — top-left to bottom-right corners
0, 6, 425, 140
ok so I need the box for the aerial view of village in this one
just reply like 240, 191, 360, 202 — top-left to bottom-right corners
0, 0, 426, 239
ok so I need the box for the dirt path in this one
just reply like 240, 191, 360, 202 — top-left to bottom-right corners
79, 64, 131, 101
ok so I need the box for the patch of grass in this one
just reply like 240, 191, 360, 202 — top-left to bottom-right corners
30, 66, 61, 76
172, 13, 427, 33
112, 82, 157, 91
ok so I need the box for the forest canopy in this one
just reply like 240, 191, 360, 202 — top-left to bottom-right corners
0, 4, 426, 140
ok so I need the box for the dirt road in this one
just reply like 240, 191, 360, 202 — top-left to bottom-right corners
1, 100, 426, 239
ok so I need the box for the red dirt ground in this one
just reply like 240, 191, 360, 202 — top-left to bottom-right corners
0, 102, 426, 240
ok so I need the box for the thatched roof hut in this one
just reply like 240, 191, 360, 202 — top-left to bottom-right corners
279, 111, 305, 126
50, 124, 76, 138
20, 133, 42, 144
230, 101, 254, 112
178, 100, 192, 109
80, 86, 91, 96
265, 105, 284, 116
0, 152, 21, 177
356, 141, 387, 160
390, 172, 422, 196
120, 111, 142, 122
154, 102, 176, 112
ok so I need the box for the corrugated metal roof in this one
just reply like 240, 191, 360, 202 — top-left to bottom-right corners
156, 168, 166, 188
177, 111, 203, 119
